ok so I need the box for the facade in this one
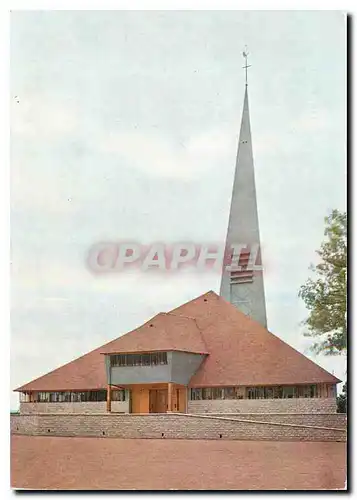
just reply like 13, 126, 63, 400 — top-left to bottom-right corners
16, 291, 340, 415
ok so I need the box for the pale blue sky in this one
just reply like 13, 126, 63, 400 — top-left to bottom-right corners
10, 11, 346, 408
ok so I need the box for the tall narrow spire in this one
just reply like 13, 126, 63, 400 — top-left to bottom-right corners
220, 56, 267, 328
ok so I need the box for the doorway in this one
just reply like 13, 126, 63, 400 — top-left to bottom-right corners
149, 389, 168, 413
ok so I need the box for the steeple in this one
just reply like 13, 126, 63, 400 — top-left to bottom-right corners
220, 51, 267, 328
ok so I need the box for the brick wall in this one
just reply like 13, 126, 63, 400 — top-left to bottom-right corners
20, 401, 129, 414
11, 412, 346, 442
188, 398, 337, 414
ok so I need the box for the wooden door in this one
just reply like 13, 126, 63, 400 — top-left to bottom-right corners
132, 387, 150, 413
176, 389, 179, 412
131, 387, 141, 414
149, 389, 157, 413
149, 389, 167, 413
178, 388, 187, 413
157, 390, 168, 413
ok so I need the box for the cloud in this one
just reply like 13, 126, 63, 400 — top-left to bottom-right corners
11, 163, 75, 215
99, 128, 236, 180
11, 92, 81, 214
296, 108, 332, 133
11, 92, 78, 139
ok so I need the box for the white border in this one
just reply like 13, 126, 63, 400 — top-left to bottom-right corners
2, 3, 352, 498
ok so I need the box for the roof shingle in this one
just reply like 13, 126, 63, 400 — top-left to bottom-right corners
101, 313, 208, 355
171, 292, 341, 386
15, 291, 340, 392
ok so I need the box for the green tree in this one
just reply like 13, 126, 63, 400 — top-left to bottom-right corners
337, 382, 347, 413
299, 209, 347, 355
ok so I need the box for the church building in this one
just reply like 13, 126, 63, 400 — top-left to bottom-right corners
15, 55, 341, 415
16, 290, 339, 415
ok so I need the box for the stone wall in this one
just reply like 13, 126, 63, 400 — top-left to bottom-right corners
20, 401, 129, 414
11, 412, 346, 442
19, 398, 337, 416
202, 413, 346, 428
188, 398, 337, 414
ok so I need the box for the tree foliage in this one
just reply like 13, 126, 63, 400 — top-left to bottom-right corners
299, 209, 347, 355
337, 382, 347, 413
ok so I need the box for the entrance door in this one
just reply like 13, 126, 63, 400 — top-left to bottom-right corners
149, 389, 156, 413
149, 389, 168, 413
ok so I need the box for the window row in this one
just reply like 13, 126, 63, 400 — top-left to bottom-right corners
190, 385, 319, 401
246, 385, 318, 399
110, 352, 168, 367
20, 390, 126, 403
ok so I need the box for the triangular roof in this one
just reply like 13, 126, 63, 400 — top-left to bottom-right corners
170, 291, 340, 386
15, 343, 107, 392
15, 311, 208, 392
15, 291, 340, 392
101, 313, 208, 355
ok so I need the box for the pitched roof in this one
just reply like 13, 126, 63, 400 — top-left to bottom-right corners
101, 313, 208, 355
15, 291, 340, 392
15, 340, 109, 392
170, 291, 341, 386
15, 312, 208, 392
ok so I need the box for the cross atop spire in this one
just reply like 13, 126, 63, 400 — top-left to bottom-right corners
242, 46, 251, 86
